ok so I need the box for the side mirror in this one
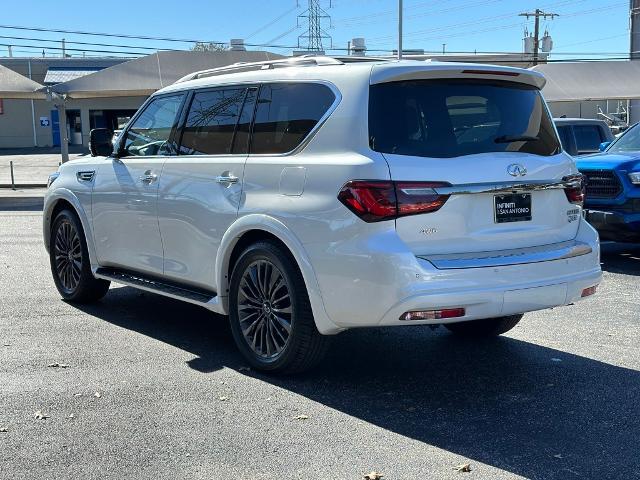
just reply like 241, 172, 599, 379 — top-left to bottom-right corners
89, 128, 114, 157
599, 141, 612, 152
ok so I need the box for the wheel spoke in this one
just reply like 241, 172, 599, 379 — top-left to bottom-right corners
272, 314, 292, 334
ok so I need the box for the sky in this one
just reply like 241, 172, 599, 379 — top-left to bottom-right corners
0, 0, 632, 59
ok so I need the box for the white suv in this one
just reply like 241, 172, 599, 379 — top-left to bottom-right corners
44, 56, 602, 373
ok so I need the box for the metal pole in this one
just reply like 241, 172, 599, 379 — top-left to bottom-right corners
533, 9, 540, 66
28, 59, 37, 147
398, 0, 403, 60
58, 103, 70, 163
62, 38, 66, 57
10, 161, 15, 190
7, 45, 12, 57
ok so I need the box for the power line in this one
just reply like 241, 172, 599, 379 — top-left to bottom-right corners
0, 24, 224, 45
0, 34, 172, 51
245, 5, 299, 40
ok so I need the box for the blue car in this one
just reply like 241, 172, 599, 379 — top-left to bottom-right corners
576, 123, 640, 242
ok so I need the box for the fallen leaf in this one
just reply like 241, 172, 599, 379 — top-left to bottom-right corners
0, 427, 8, 432
218, 396, 228, 401
293, 414, 309, 420
68, 414, 75, 419
94, 392, 101, 398
34, 410, 49, 420
47, 363, 70, 368
553, 454, 563, 459
363, 472, 384, 480
454, 463, 472, 473
73, 393, 82, 397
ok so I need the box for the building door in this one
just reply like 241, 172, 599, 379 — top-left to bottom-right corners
51, 109, 60, 146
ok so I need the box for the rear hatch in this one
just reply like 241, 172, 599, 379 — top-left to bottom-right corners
368, 69, 580, 255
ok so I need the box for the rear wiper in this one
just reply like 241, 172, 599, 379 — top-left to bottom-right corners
494, 135, 540, 143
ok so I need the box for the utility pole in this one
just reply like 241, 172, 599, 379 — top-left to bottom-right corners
519, 9, 558, 65
398, 0, 403, 60
629, 0, 640, 123
631, 0, 640, 60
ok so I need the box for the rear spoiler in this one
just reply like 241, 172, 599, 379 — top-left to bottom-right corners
370, 62, 546, 90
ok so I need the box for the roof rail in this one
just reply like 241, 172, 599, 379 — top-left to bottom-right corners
175, 55, 345, 84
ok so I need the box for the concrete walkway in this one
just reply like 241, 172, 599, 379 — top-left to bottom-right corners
0, 148, 87, 187
0, 187, 46, 210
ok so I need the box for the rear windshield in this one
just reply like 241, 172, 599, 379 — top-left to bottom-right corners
369, 79, 560, 158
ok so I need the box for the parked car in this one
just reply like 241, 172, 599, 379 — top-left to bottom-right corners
43, 57, 602, 373
576, 122, 640, 242
554, 118, 615, 157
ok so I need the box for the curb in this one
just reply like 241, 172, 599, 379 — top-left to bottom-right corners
0, 184, 47, 189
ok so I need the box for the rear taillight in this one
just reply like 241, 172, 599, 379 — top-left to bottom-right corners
337, 181, 450, 222
564, 174, 586, 206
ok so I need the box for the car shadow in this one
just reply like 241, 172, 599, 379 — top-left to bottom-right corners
600, 242, 640, 276
75, 286, 640, 479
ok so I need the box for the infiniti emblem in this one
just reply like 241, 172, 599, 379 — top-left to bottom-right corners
507, 163, 527, 177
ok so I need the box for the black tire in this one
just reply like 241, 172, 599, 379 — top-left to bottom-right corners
444, 314, 524, 337
49, 209, 110, 303
228, 241, 329, 374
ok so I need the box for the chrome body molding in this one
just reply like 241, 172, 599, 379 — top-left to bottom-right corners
433, 175, 583, 196
420, 240, 593, 270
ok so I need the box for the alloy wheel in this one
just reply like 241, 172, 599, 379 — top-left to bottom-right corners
53, 219, 82, 293
236, 259, 293, 359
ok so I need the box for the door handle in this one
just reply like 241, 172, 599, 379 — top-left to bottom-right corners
139, 173, 158, 183
215, 175, 239, 185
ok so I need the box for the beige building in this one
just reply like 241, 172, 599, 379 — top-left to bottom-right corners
0, 57, 130, 148
0, 51, 283, 149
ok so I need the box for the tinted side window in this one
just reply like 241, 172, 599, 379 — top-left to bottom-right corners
179, 88, 246, 155
556, 125, 577, 156
123, 94, 184, 157
251, 83, 335, 154
231, 87, 257, 155
573, 125, 604, 154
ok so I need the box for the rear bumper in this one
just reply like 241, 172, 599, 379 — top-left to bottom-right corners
585, 208, 640, 242
377, 261, 601, 327
306, 218, 601, 331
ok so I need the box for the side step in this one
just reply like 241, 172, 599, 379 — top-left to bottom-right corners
95, 267, 217, 304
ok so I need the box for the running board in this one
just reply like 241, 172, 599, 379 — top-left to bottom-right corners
95, 268, 217, 304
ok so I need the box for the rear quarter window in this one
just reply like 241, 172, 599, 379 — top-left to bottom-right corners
250, 83, 336, 154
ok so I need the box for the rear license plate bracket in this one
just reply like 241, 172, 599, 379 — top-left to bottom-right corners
494, 193, 532, 224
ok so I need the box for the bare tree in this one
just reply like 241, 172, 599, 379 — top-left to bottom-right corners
191, 42, 227, 52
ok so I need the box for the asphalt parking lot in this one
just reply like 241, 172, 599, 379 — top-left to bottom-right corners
1, 208, 639, 480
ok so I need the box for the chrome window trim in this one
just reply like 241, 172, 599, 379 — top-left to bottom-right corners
419, 240, 592, 270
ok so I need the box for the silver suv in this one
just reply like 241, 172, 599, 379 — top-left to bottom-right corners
45, 57, 601, 373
